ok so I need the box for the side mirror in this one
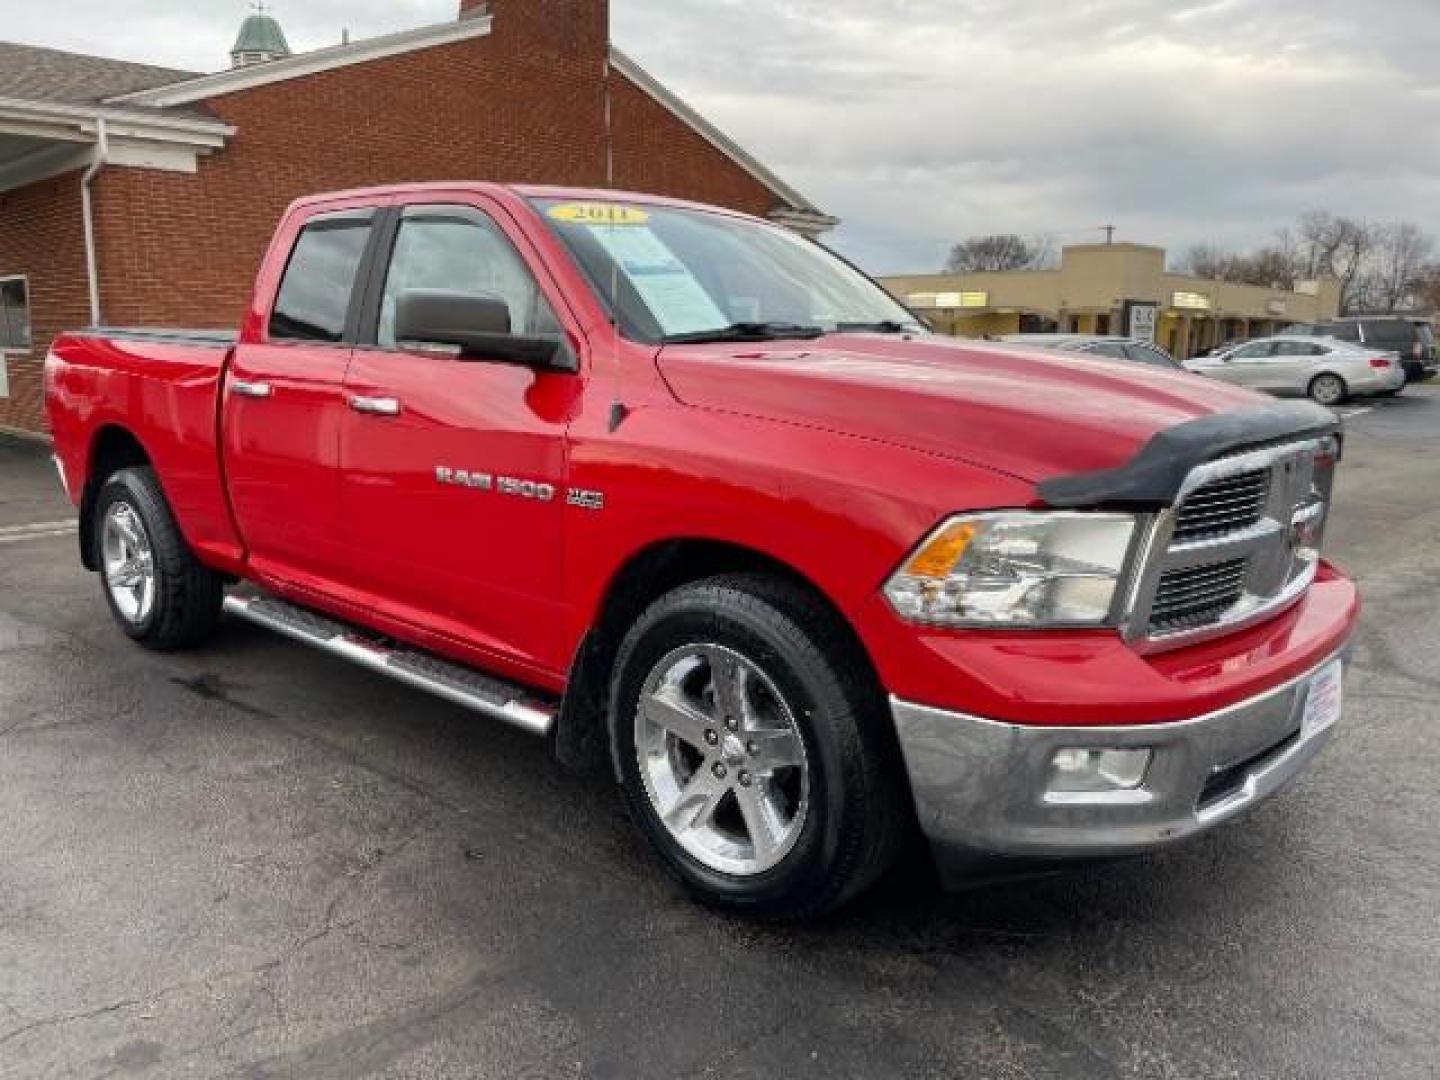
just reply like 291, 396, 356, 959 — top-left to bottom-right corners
394, 289, 576, 373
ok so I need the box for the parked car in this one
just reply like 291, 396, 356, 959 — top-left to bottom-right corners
996, 333, 1182, 370
45, 184, 1358, 918
1185, 335, 1406, 406
1289, 317, 1437, 381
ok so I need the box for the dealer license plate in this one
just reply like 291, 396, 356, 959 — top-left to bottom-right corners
1301, 660, 1343, 739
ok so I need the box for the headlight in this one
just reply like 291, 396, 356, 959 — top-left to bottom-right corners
884, 512, 1140, 628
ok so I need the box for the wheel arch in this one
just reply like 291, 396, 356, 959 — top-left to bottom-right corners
79, 425, 154, 570
554, 537, 886, 772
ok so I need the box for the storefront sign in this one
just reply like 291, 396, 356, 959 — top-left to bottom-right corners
1124, 301, 1159, 342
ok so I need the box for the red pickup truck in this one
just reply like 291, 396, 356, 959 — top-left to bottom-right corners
45, 183, 1358, 917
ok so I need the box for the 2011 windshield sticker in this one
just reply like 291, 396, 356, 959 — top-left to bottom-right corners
547, 203, 650, 226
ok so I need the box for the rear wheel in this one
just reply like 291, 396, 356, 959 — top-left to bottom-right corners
1309, 373, 1348, 407
94, 467, 224, 650
609, 574, 906, 918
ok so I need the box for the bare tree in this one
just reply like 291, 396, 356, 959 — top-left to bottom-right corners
1368, 223, 1435, 312
944, 234, 1050, 274
1177, 242, 1297, 289
1178, 244, 1232, 279
1296, 211, 1375, 313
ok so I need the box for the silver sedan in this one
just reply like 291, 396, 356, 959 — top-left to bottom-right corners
1184, 335, 1406, 406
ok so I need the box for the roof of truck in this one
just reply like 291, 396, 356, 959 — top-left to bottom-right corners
285, 182, 768, 223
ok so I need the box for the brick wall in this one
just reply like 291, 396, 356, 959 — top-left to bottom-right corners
0, 0, 785, 431
0, 172, 90, 433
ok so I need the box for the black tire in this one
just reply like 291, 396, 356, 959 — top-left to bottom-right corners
93, 467, 224, 651
1308, 373, 1348, 407
609, 574, 907, 918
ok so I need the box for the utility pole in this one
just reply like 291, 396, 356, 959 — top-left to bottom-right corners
1100, 224, 1116, 245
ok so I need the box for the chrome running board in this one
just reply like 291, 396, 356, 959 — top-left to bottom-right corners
222, 592, 557, 737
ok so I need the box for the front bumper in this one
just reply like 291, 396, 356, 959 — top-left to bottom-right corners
893, 651, 1347, 887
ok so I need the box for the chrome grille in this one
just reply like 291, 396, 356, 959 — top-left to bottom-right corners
1128, 436, 1337, 649
1150, 559, 1249, 633
1172, 469, 1270, 543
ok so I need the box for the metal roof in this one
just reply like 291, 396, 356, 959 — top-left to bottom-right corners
231, 15, 291, 59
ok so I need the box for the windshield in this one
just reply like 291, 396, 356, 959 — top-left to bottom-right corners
532, 198, 925, 343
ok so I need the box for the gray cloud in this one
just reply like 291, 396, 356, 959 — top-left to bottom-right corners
5, 1, 1439, 271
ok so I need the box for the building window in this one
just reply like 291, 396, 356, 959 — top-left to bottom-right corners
0, 276, 31, 352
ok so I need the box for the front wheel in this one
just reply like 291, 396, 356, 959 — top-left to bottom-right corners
1309, 373, 1348, 407
609, 575, 906, 918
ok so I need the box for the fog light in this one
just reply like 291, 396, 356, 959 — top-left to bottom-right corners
1049, 748, 1152, 793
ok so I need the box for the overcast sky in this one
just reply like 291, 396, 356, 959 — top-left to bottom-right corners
6, 0, 1439, 273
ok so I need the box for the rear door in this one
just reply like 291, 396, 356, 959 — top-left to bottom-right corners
223, 205, 382, 590
336, 199, 580, 674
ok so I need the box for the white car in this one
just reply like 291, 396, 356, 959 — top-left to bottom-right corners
1184, 336, 1406, 406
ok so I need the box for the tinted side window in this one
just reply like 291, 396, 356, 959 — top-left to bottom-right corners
378, 206, 560, 349
270, 214, 374, 343
1363, 321, 1412, 346
1086, 342, 1130, 360
1124, 343, 1175, 367
1326, 323, 1361, 343
1232, 342, 1274, 359
1274, 341, 1324, 357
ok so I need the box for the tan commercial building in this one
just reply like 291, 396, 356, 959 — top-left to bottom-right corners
880, 243, 1341, 360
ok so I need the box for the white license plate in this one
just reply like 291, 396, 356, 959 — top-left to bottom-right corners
1301, 660, 1343, 739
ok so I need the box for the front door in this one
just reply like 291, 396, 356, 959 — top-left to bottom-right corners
1249, 340, 1317, 393
1214, 340, 1277, 387
223, 207, 377, 591
337, 201, 579, 675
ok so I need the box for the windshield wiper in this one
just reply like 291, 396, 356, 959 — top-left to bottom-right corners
661, 322, 827, 345
834, 320, 922, 334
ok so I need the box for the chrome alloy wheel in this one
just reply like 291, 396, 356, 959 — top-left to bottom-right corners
635, 644, 810, 877
1311, 374, 1346, 406
101, 501, 156, 625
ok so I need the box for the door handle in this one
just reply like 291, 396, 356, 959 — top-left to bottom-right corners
231, 379, 273, 399
349, 395, 402, 417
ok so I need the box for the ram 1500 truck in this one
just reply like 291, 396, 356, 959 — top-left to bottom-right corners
45, 184, 1359, 917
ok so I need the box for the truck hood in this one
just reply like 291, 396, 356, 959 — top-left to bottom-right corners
656, 334, 1266, 485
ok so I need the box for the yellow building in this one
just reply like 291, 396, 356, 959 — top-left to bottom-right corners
879, 243, 1341, 359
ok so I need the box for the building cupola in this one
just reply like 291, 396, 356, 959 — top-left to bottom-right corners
230, 3, 292, 68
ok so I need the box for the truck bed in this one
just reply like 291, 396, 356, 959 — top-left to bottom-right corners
48, 326, 243, 574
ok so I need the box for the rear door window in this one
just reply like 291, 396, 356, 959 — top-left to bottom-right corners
1085, 342, 1130, 360
270, 211, 375, 343
1324, 323, 1361, 343
1124, 343, 1176, 367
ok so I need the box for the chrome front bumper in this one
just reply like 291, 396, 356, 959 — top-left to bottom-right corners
892, 653, 1346, 886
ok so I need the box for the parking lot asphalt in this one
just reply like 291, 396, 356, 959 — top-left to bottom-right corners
1, 388, 1438, 1080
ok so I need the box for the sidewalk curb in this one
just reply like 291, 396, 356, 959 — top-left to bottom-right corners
0, 425, 53, 447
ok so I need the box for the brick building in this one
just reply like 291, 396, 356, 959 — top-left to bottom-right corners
0, 0, 835, 435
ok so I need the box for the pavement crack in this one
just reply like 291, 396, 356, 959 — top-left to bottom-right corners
0, 997, 144, 1050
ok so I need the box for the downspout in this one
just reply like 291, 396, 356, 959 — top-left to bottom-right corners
80, 116, 109, 328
